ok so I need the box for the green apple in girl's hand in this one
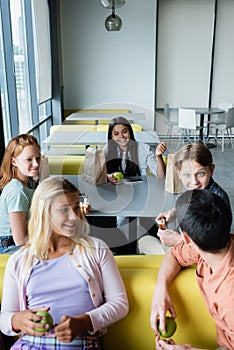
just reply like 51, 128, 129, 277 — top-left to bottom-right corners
34, 310, 53, 332
113, 172, 124, 181
157, 316, 177, 338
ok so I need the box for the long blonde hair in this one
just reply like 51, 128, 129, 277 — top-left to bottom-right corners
24, 177, 90, 265
0, 134, 41, 190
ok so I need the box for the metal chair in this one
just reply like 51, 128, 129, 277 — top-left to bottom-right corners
208, 107, 234, 152
164, 103, 178, 142
206, 103, 233, 146
176, 108, 203, 149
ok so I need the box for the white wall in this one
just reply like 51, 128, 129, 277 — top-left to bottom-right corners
212, 0, 234, 105
156, 0, 214, 108
59, 0, 157, 130
59, 0, 234, 135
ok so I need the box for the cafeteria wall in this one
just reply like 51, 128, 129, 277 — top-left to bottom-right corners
59, 0, 234, 133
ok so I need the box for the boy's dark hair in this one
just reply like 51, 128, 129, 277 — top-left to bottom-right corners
175, 189, 232, 252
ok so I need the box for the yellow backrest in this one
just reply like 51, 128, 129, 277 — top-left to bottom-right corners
96, 125, 109, 132
0, 254, 217, 350
102, 255, 217, 350
96, 109, 131, 125
96, 109, 131, 114
131, 124, 143, 132
64, 109, 97, 125
96, 124, 142, 132
48, 156, 84, 175
50, 125, 97, 135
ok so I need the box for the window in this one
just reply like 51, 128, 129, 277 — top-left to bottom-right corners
0, 0, 59, 152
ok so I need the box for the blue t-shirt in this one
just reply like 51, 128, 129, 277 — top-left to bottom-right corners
26, 253, 95, 324
0, 178, 36, 236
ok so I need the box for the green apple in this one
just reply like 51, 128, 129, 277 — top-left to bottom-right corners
113, 172, 124, 181
157, 316, 177, 338
34, 310, 53, 332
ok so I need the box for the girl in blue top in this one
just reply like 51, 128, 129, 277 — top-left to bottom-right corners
0, 134, 41, 253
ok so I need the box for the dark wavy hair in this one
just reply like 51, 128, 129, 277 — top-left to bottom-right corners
176, 189, 232, 252
105, 116, 141, 176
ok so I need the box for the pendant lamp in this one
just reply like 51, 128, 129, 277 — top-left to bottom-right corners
100, 0, 126, 32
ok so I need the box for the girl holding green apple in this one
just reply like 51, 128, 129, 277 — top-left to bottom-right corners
0, 177, 128, 349
104, 116, 167, 184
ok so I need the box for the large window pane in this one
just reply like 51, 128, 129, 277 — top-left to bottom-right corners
0, 7, 11, 143
10, 0, 32, 132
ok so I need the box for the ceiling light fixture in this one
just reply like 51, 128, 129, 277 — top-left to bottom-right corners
100, 0, 126, 32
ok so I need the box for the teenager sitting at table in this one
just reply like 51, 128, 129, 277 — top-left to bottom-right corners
103, 116, 167, 241
0, 177, 129, 350
138, 142, 231, 255
151, 189, 234, 350
104, 116, 167, 183
0, 134, 41, 254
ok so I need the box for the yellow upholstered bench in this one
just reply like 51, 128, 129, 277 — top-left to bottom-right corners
0, 255, 217, 350
50, 124, 97, 134
47, 155, 84, 175
96, 123, 143, 132
64, 109, 132, 125
49, 125, 97, 155
63, 109, 97, 125
96, 109, 131, 124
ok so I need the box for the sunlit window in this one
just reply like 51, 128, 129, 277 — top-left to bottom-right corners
0, 0, 56, 149
10, 0, 32, 133
0, 8, 11, 143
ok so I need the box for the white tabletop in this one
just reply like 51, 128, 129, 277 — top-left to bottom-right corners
66, 112, 146, 121
54, 175, 179, 253
193, 107, 224, 115
43, 131, 160, 148
62, 175, 178, 218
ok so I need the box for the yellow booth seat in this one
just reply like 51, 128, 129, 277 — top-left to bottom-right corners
64, 109, 132, 125
63, 109, 97, 125
47, 155, 84, 175
96, 109, 131, 125
96, 124, 143, 132
50, 124, 97, 134
50, 125, 96, 154
0, 255, 217, 350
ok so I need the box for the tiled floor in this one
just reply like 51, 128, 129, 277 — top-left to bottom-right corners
163, 139, 234, 231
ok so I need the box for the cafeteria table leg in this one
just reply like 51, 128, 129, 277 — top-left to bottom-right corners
128, 217, 138, 254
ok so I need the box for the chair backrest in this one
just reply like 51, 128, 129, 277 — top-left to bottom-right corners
164, 103, 170, 120
226, 108, 234, 129
219, 102, 233, 113
178, 108, 197, 130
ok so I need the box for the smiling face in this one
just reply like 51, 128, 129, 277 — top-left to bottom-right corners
49, 192, 81, 238
179, 159, 215, 190
11, 144, 41, 180
111, 123, 131, 150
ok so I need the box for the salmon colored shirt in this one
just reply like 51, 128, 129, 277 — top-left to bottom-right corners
171, 235, 234, 350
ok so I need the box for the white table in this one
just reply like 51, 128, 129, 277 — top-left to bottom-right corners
60, 175, 179, 253
43, 131, 160, 154
192, 107, 224, 142
66, 112, 146, 123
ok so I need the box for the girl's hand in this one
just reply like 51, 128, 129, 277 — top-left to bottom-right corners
54, 314, 92, 343
107, 174, 122, 185
11, 307, 51, 336
156, 142, 167, 156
